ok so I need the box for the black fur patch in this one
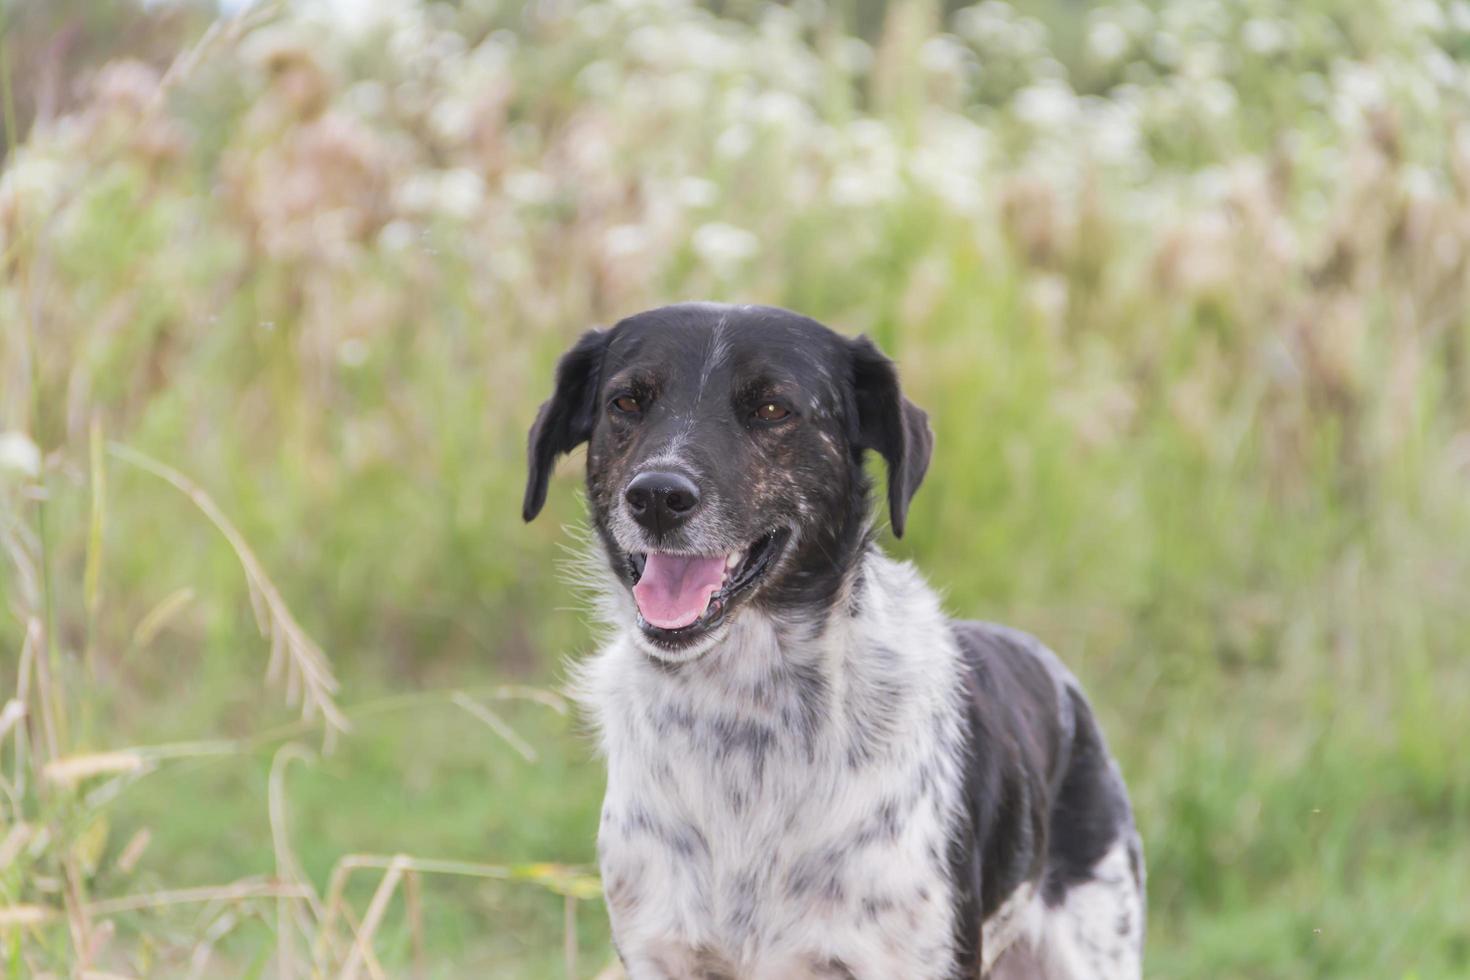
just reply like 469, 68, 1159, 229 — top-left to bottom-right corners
945, 622, 1137, 978
1041, 689, 1135, 906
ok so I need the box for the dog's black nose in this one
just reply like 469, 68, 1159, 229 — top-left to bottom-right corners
625, 471, 701, 536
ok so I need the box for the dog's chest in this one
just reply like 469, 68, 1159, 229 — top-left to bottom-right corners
588, 629, 965, 979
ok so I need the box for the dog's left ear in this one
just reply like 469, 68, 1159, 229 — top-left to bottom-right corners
523, 328, 610, 522
849, 335, 933, 538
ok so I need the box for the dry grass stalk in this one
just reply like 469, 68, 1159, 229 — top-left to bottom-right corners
0, 824, 32, 868
106, 442, 349, 747
405, 869, 426, 980
128, 586, 195, 651
114, 829, 150, 874
0, 903, 57, 928
14, 607, 97, 962
185, 909, 240, 980
85, 878, 313, 917
450, 691, 538, 762
339, 854, 408, 980
83, 416, 105, 675
315, 853, 602, 975
41, 751, 146, 788
268, 743, 320, 980
564, 893, 579, 980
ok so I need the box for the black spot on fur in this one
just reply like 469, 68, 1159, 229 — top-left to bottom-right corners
809, 956, 858, 979
724, 870, 760, 938
860, 893, 897, 922
852, 796, 907, 848
785, 847, 847, 905
688, 946, 736, 980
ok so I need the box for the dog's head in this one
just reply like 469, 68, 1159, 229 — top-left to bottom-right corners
524, 303, 931, 661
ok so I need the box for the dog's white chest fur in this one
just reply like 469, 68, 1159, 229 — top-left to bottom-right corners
579, 555, 968, 979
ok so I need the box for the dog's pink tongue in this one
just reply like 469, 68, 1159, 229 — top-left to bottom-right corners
633, 553, 726, 629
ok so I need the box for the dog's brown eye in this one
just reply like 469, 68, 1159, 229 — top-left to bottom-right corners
612, 395, 641, 414
753, 403, 790, 422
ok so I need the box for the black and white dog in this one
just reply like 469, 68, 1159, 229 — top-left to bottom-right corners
523, 303, 1144, 979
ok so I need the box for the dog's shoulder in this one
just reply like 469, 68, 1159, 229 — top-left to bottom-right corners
950, 620, 1078, 791
952, 623, 1138, 897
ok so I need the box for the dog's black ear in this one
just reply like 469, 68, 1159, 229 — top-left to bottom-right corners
523, 328, 610, 522
849, 335, 933, 538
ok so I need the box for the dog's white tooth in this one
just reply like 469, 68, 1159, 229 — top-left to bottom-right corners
726, 552, 742, 570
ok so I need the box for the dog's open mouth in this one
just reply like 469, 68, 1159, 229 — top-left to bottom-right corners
627, 529, 790, 645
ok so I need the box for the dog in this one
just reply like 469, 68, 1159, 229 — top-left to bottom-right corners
523, 303, 1144, 979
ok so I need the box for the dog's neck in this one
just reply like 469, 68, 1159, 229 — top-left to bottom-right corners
577, 546, 963, 771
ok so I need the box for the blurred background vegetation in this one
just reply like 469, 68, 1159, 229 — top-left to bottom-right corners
3, 0, 1470, 976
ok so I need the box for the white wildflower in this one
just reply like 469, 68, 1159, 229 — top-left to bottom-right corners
1404, 0, 1445, 31
345, 80, 388, 118
1013, 80, 1079, 129
1087, 21, 1130, 65
577, 60, 620, 97
1197, 78, 1238, 119
1299, 72, 1329, 105
1453, 1, 1470, 32
604, 223, 651, 259
834, 37, 873, 75
396, 173, 440, 213
830, 119, 902, 207
428, 96, 476, 143
0, 153, 65, 223
1115, 1, 1154, 36
378, 219, 416, 252
751, 91, 813, 133
0, 432, 41, 479
337, 338, 370, 368
1150, 32, 1181, 68
438, 168, 486, 213
1085, 99, 1142, 166
910, 112, 989, 213
503, 170, 556, 206
1241, 19, 1287, 56
920, 36, 971, 78
676, 177, 719, 209
1425, 49, 1461, 89
715, 123, 754, 161
692, 222, 758, 276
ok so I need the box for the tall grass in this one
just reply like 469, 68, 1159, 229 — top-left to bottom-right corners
2, 0, 1470, 975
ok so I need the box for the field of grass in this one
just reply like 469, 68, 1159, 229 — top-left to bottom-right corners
3, 0, 1470, 976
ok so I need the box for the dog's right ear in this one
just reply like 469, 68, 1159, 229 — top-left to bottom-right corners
523, 328, 610, 522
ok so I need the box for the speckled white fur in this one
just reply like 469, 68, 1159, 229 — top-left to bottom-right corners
577, 549, 969, 978
1041, 840, 1144, 979
574, 543, 1142, 979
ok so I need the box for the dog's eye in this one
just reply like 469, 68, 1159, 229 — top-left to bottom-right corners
753, 402, 791, 422
612, 395, 641, 414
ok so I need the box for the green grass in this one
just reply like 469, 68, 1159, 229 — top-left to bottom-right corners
4, 0, 1470, 976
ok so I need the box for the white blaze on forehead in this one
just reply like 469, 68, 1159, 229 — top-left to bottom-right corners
696, 308, 732, 404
